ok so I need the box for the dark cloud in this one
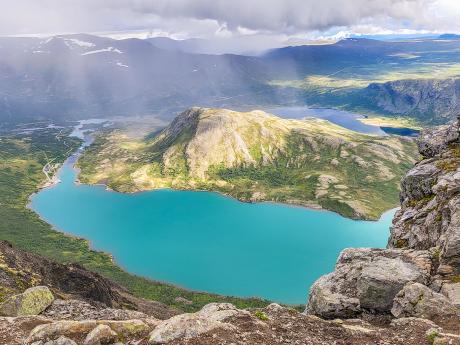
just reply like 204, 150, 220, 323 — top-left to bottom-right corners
0, 0, 457, 37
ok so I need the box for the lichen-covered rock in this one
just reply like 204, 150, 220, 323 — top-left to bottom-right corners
306, 248, 431, 318
84, 324, 117, 345
391, 283, 458, 319
148, 303, 244, 344
0, 286, 54, 317
98, 319, 151, 336
28, 320, 97, 343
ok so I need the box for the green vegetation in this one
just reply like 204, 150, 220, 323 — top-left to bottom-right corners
77, 108, 419, 220
253, 310, 269, 321
0, 127, 273, 312
427, 329, 440, 344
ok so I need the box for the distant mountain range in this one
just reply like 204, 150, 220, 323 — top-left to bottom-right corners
438, 34, 460, 40
1, 34, 460, 124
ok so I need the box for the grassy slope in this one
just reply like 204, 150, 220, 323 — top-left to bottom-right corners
0, 127, 272, 311
78, 109, 419, 220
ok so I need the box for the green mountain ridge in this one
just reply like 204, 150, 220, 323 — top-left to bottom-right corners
78, 107, 419, 220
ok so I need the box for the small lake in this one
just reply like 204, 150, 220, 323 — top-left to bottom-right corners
31, 157, 394, 304
266, 106, 419, 136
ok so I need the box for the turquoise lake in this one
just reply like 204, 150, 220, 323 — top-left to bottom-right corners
31, 155, 394, 304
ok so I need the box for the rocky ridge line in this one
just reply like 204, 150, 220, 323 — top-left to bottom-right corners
306, 118, 460, 339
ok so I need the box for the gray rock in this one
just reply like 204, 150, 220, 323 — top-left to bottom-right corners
357, 257, 427, 311
0, 286, 54, 317
399, 161, 439, 203
84, 324, 117, 345
389, 121, 460, 274
44, 336, 78, 345
417, 124, 459, 158
306, 249, 431, 318
148, 303, 244, 344
391, 283, 458, 319
441, 282, 460, 307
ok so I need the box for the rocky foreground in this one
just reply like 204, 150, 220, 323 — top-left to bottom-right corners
1, 120, 460, 344
0, 243, 449, 345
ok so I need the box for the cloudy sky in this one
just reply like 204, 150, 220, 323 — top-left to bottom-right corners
1, 0, 460, 41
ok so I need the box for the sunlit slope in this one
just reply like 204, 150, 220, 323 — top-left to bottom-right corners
78, 108, 418, 219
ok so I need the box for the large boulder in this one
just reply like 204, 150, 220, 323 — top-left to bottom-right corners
0, 286, 54, 317
149, 303, 245, 344
306, 249, 431, 318
391, 283, 458, 320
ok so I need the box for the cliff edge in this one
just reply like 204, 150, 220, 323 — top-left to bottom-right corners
307, 119, 460, 339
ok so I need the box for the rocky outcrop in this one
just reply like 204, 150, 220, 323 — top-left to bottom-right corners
307, 248, 431, 318
390, 119, 460, 274
2, 301, 459, 345
307, 119, 460, 328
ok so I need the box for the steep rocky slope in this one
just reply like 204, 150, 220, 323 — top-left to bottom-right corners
78, 107, 418, 220
306, 119, 460, 339
361, 78, 460, 124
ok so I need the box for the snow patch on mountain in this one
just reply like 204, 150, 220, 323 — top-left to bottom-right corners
82, 47, 123, 56
64, 38, 96, 49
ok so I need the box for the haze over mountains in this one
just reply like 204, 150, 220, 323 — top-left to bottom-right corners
1, 33, 460, 125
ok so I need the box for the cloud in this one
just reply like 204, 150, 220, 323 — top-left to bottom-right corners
0, 0, 459, 37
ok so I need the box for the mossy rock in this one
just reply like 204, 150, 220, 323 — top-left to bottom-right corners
0, 285, 54, 316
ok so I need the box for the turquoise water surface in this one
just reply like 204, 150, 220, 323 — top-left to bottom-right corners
31, 158, 394, 304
